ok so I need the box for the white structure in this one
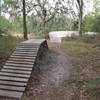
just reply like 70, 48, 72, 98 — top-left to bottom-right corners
49, 31, 97, 43
49, 31, 78, 43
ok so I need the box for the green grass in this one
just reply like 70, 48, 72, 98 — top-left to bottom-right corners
64, 34, 100, 44
0, 36, 23, 59
95, 61, 100, 68
63, 35, 100, 100
63, 41, 99, 57
67, 77, 100, 100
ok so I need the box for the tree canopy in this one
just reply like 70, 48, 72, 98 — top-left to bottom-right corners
0, 0, 100, 37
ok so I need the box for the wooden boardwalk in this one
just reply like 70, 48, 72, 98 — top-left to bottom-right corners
0, 39, 47, 99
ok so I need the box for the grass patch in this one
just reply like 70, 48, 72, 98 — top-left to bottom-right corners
67, 77, 100, 89
0, 35, 23, 59
63, 35, 100, 100
95, 61, 100, 68
64, 34, 100, 44
67, 77, 100, 100
63, 41, 99, 57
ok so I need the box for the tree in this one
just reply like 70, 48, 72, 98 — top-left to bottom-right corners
92, 15, 100, 32
27, 0, 68, 34
0, 0, 2, 16
93, 0, 100, 16
23, 0, 28, 40
1, 0, 22, 21
76, 0, 84, 36
0, 16, 12, 36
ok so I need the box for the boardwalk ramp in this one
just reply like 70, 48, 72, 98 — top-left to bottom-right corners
0, 39, 48, 99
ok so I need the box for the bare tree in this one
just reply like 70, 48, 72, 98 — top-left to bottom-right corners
76, 0, 83, 36
23, 0, 28, 40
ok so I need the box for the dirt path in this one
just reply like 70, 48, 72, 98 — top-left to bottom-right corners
39, 43, 71, 86
22, 42, 73, 100
0, 42, 74, 100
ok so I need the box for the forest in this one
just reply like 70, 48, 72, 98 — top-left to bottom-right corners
0, 0, 100, 100
0, 0, 100, 37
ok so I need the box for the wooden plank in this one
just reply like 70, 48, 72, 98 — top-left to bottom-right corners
19, 43, 40, 46
0, 39, 46, 98
16, 49, 38, 52
14, 51, 37, 54
11, 55, 36, 59
7, 60, 34, 65
16, 48, 38, 50
5, 63, 33, 68
12, 53, 37, 56
10, 56, 36, 59
1, 69, 31, 74
0, 76, 28, 82
11, 55, 37, 58
17, 47, 39, 50
0, 80, 27, 86
0, 90, 23, 98
19, 44, 39, 46
3, 66, 32, 71
21, 43, 40, 45
18, 44, 39, 46
9, 58, 34, 62
12, 53, 37, 57
13, 52, 37, 55
16, 49, 38, 51
14, 51, 37, 53
17, 48, 38, 50
0, 72, 30, 78
0, 85, 25, 92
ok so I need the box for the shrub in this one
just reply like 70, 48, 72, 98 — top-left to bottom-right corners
0, 16, 12, 36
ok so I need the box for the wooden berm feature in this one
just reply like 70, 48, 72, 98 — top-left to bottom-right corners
0, 39, 48, 99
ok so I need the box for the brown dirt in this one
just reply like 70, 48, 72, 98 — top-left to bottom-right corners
0, 41, 100, 100
22, 42, 73, 100
0, 42, 74, 100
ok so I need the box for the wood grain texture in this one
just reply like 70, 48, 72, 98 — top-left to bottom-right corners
0, 39, 46, 98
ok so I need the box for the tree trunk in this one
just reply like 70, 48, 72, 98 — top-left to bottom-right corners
77, 0, 83, 36
43, 21, 46, 35
23, 0, 28, 40
79, 8, 83, 36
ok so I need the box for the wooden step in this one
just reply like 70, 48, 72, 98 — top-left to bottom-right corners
18, 45, 39, 47
1, 69, 31, 74
9, 58, 34, 62
3, 66, 32, 71
16, 48, 38, 50
0, 80, 27, 86
0, 39, 46, 98
15, 49, 38, 52
19, 43, 40, 46
0, 72, 30, 78
0, 76, 28, 82
11, 56, 36, 59
12, 53, 37, 57
5, 63, 33, 68
0, 90, 23, 98
11, 55, 37, 58
0, 85, 25, 92
13, 51, 37, 54
19, 44, 40, 46
7, 60, 34, 65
